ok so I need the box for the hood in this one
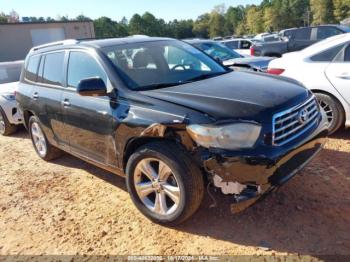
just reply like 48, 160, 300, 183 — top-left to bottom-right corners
142, 71, 310, 123
0, 82, 18, 94
223, 56, 274, 69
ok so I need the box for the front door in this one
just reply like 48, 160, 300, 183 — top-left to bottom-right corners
62, 50, 114, 164
325, 45, 350, 104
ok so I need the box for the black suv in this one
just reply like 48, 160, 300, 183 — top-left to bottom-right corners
17, 37, 328, 225
252, 25, 350, 57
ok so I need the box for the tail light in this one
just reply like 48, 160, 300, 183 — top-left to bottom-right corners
267, 68, 285, 75
250, 46, 255, 56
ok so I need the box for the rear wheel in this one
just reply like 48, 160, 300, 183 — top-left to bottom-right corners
0, 107, 17, 136
29, 116, 62, 161
315, 93, 344, 135
126, 141, 204, 225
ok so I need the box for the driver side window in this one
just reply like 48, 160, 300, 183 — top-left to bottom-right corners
164, 46, 210, 71
67, 51, 108, 89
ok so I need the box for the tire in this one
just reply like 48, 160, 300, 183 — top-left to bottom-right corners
315, 93, 344, 135
126, 141, 204, 226
0, 106, 17, 136
28, 116, 62, 161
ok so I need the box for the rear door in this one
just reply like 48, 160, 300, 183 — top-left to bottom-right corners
325, 44, 350, 104
289, 28, 314, 51
31, 51, 67, 149
62, 50, 114, 164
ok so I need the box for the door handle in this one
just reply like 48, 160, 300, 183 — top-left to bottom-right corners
337, 73, 350, 80
32, 92, 39, 100
62, 99, 71, 107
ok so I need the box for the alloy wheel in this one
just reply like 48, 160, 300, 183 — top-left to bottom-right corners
134, 158, 181, 216
31, 122, 47, 157
318, 99, 334, 125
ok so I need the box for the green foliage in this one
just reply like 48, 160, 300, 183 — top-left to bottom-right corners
333, 0, 350, 22
310, 0, 334, 24
193, 13, 210, 38
209, 12, 225, 38
0, 12, 8, 23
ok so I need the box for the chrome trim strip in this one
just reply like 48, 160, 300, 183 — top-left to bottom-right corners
272, 96, 319, 146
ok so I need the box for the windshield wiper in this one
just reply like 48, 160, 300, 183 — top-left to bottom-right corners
184, 71, 228, 83
139, 82, 183, 90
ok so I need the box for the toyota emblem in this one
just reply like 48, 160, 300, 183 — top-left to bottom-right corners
298, 109, 309, 124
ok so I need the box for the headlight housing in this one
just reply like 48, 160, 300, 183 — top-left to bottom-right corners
187, 123, 261, 150
1, 92, 16, 101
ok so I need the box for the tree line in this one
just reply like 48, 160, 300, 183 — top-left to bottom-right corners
1, 0, 349, 39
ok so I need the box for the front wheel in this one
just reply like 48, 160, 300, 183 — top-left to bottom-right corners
315, 93, 344, 135
126, 141, 204, 225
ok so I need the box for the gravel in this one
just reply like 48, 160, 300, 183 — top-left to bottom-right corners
0, 128, 349, 256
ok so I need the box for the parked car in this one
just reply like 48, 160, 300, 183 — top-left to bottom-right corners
268, 33, 350, 134
221, 38, 262, 56
17, 38, 328, 225
184, 39, 273, 71
252, 25, 350, 57
254, 32, 279, 42
0, 60, 23, 135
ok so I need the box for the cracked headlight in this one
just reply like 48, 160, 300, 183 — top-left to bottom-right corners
187, 123, 261, 150
1, 93, 16, 101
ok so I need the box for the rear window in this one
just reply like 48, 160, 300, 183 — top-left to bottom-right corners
241, 40, 251, 49
42, 52, 65, 86
310, 44, 345, 62
25, 56, 41, 82
317, 27, 342, 40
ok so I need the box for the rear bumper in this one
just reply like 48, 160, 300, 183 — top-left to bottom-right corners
204, 110, 329, 208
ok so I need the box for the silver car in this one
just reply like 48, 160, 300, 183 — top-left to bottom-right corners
0, 61, 23, 135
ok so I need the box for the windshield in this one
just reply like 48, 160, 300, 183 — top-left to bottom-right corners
193, 42, 242, 61
102, 40, 228, 90
0, 64, 22, 84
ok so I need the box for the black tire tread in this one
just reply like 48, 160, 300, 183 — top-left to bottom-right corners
126, 141, 204, 225
0, 106, 17, 136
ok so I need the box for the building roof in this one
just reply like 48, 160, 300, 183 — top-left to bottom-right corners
0, 20, 93, 26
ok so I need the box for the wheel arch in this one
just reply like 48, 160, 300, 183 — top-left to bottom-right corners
122, 125, 196, 172
311, 89, 347, 123
23, 110, 35, 129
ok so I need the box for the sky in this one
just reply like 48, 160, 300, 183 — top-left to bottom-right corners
1, 0, 261, 21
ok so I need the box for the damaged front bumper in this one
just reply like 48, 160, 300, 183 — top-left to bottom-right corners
203, 110, 329, 212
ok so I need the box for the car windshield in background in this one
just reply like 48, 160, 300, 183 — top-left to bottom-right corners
0, 65, 21, 84
194, 42, 242, 61
102, 40, 228, 90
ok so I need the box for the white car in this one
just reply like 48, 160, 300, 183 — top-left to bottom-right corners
0, 61, 23, 135
221, 38, 262, 57
268, 33, 350, 134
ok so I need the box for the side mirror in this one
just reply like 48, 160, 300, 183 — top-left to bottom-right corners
77, 77, 107, 97
214, 56, 224, 65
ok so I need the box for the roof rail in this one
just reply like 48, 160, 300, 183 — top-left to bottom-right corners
31, 39, 79, 52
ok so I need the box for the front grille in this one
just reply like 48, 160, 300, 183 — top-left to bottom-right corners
272, 97, 320, 146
